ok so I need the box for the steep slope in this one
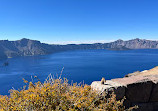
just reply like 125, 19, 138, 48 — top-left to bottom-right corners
0, 38, 55, 59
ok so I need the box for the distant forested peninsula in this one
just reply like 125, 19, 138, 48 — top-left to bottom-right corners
0, 38, 158, 59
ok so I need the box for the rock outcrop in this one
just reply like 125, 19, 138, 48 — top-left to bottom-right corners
91, 67, 158, 111
107, 38, 158, 49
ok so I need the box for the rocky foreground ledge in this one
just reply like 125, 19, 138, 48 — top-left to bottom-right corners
91, 66, 158, 111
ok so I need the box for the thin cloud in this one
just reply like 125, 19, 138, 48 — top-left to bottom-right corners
44, 40, 115, 45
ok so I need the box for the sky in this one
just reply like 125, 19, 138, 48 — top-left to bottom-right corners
0, 0, 158, 44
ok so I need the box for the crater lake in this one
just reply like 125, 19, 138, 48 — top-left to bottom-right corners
0, 49, 158, 95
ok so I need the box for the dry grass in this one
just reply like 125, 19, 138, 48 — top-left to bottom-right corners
0, 74, 134, 111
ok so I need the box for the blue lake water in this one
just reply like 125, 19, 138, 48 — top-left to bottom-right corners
0, 49, 158, 95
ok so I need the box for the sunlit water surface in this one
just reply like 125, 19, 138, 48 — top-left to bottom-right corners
0, 49, 158, 95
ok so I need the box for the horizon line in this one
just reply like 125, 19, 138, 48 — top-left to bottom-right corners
1, 38, 158, 45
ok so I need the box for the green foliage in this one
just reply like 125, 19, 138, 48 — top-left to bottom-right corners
0, 75, 130, 111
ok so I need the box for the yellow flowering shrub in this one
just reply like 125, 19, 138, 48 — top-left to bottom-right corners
0, 75, 131, 111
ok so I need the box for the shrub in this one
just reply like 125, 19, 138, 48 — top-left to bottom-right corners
0, 75, 130, 111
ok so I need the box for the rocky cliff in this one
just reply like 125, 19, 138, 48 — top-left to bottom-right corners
107, 38, 158, 49
1, 38, 158, 59
91, 66, 158, 111
0, 38, 54, 59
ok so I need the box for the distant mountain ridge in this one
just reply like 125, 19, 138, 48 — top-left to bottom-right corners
108, 38, 158, 49
0, 38, 158, 59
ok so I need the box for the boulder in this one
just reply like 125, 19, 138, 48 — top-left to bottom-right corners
149, 75, 158, 102
91, 67, 158, 110
150, 83, 158, 102
126, 80, 153, 103
91, 80, 125, 100
112, 76, 153, 102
